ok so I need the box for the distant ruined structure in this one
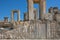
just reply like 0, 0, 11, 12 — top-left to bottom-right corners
11, 10, 20, 22
0, 0, 60, 39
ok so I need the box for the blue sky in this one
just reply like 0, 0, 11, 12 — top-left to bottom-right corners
0, 0, 60, 21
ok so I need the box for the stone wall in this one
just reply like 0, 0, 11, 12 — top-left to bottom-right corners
0, 20, 60, 39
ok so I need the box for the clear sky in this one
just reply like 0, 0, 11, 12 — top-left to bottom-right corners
0, 0, 60, 21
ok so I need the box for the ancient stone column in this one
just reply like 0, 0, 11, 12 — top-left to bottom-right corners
43, 0, 46, 14
11, 11, 14, 22
4, 17, 8, 22
39, 0, 46, 20
38, 0, 47, 38
24, 12, 29, 21
34, 8, 38, 20
27, 0, 34, 20
17, 10, 20, 21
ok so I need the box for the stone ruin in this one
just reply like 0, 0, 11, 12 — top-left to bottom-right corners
0, 0, 60, 39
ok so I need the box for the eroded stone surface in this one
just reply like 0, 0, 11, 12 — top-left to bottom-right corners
0, 20, 60, 39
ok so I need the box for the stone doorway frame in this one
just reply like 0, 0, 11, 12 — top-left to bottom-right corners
11, 10, 20, 22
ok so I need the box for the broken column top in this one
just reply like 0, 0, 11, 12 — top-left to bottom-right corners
4, 17, 8, 22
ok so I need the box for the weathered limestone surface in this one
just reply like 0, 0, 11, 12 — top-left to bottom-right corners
27, 0, 46, 20
46, 21, 51, 38
27, 0, 34, 20
54, 22, 60, 39
56, 14, 60, 22
0, 21, 60, 39
39, 0, 46, 19
43, 13, 53, 21
47, 21, 56, 38
0, 20, 46, 39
